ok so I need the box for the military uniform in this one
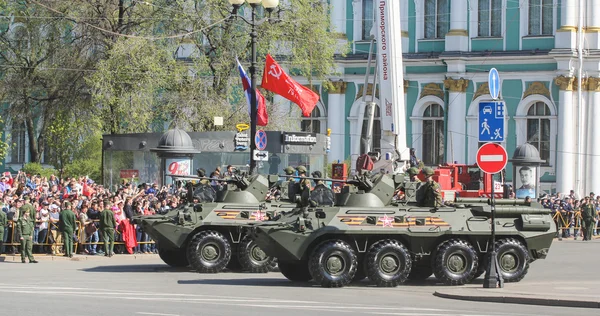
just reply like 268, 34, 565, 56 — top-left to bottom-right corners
19, 197, 36, 220
418, 167, 443, 208
278, 166, 296, 200
59, 201, 77, 257
582, 199, 595, 241
99, 200, 117, 256
16, 213, 37, 263
0, 209, 6, 254
196, 168, 210, 185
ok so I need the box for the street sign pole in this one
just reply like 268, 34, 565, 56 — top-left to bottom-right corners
483, 173, 504, 289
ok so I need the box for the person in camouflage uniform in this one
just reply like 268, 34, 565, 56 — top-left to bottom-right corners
0, 207, 6, 255
277, 166, 296, 200
17, 211, 37, 263
100, 199, 117, 257
59, 201, 77, 258
582, 196, 595, 241
418, 167, 443, 208
407, 167, 421, 182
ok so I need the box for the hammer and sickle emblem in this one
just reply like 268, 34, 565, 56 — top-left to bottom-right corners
268, 65, 283, 80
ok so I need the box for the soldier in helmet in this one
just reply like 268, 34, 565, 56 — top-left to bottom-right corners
418, 167, 443, 208
407, 167, 421, 182
296, 166, 311, 205
277, 166, 296, 200
196, 168, 209, 185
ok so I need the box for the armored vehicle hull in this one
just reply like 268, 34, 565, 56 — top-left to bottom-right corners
136, 174, 295, 273
249, 176, 555, 288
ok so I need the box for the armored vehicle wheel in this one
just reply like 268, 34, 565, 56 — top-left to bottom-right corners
493, 238, 530, 282
158, 247, 189, 267
308, 240, 357, 288
278, 261, 312, 282
187, 231, 232, 273
408, 265, 432, 281
237, 236, 276, 273
267, 258, 279, 272
433, 239, 478, 285
365, 239, 411, 287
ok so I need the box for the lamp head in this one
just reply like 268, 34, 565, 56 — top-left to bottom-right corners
228, 0, 245, 5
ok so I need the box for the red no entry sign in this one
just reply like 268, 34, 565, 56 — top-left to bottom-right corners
476, 142, 508, 174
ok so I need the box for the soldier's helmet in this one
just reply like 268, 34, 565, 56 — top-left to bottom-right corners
196, 168, 206, 177
283, 166, 295, 175
311, 171, 322, 179
422, 167, 435, 176
296, 165, 307, 174
407, 167, 419, 176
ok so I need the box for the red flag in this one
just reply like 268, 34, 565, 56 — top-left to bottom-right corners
237, 58, 268, 126
261, 54, 319, 117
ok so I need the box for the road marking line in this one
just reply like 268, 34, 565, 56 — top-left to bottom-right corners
136, 313, 180, 316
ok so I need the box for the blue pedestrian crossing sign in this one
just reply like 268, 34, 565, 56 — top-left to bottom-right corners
479, 101, 505, 142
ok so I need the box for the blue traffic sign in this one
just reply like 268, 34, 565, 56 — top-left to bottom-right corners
255, 130, 267, 151
488, 68, 500, 100
479, 101, 505, 142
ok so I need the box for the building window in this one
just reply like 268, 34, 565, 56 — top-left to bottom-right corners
362, 0, 374, 40
526, 102, 551, 164
478, 0, 502, 37
360, 103, 381, 154
422, 104, 444, 165
528, 0, 553, 36
10, 121, 26, 164
301, 106, 321, 134
424, 0, 450, 39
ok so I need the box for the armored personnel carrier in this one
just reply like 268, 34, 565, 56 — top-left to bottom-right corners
136, 173, 296, 273
247, 173, 556, 288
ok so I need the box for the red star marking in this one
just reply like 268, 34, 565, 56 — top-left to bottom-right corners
379, 214, 394, 227
252, 210, 266, 221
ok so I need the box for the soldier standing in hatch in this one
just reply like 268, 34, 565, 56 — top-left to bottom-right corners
277, 166, 296, 200
420, 167, 443, 208
17, 211, 37, 263
100, 199, 117, 257
407, 167, 421, 182
196, 168, 210, 185
59, 201, 77, 258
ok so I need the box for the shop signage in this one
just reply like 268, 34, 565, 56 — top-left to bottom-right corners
282, 132, 317, 145
234, 123, 250, 150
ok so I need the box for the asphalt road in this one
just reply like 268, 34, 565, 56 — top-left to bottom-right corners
0, 239, 598, 316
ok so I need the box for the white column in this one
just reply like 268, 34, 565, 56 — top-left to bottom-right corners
330, 0, 346, 35
586, 0, 600, 49
327, 82, 347, 163
587, 79, 600, 195
400, 0, 409, 53
556, 0, 578, 49
554, 76, 577, 195
445, 0, 468, 51
443, 78, 469, 164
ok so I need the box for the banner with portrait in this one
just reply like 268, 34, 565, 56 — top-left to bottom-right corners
515, 166, 536, 199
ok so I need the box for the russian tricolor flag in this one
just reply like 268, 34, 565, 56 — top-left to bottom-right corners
237, 58, 268, 126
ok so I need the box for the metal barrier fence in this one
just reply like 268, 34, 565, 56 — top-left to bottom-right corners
552, 211, 600, 238
1, 219, 155, 254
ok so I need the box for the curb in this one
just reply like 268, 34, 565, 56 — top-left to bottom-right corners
0, 254, 159, 262
433, 291, 600, 309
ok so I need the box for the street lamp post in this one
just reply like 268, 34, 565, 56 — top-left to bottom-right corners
228, 0, 280, 175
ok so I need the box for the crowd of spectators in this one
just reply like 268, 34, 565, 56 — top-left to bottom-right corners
0, 170, 186, 256
541, 189, 600, 240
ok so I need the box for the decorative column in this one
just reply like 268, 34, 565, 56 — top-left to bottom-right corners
445, 0, 468, 51
586, 0, 600, 49
586, 78, 600, 195
330, 0, 346, 36
443, 77, 470, 164
556, 0, 578, 49
327, 81, 347, 163
554, 75, 577, 195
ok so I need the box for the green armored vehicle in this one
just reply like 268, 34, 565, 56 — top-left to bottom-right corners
248, 173, 556, 288
137, 173, 295, 273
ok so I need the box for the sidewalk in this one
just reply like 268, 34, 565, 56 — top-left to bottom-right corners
0, 253, 159, 262
434, 281, 600, 309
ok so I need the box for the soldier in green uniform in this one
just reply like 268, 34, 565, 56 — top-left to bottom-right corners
196, 168, 210, 185
17, 211, 37, 263
296, 166, 311, 206
19, 195, 36, 220
0, 207, 6, 255
581, 196, 595, 241
418, 167, 443, 208
59, 201, 77, 258
407, 167, 421, 182
278, 166, 296, 200
100, 199, 117, 257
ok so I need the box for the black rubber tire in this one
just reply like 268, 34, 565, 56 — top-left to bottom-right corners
237, 236, 276, 273
187, 231, 231, 273
365, 239, 412, 287
493, 238, 530, 283
308, 240, 357, 288
408, 265, 433, 281
278, 261, 312, 282
433, 239, 479, 286
158, 247, 189, 267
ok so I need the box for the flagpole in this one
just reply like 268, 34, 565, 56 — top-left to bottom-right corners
249, 4, 258, 175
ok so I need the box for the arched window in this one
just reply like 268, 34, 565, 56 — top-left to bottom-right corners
422, 103, 444, 165
360, 103, 381, 154
526, 101, 551, 163
301, 106, 321, 134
